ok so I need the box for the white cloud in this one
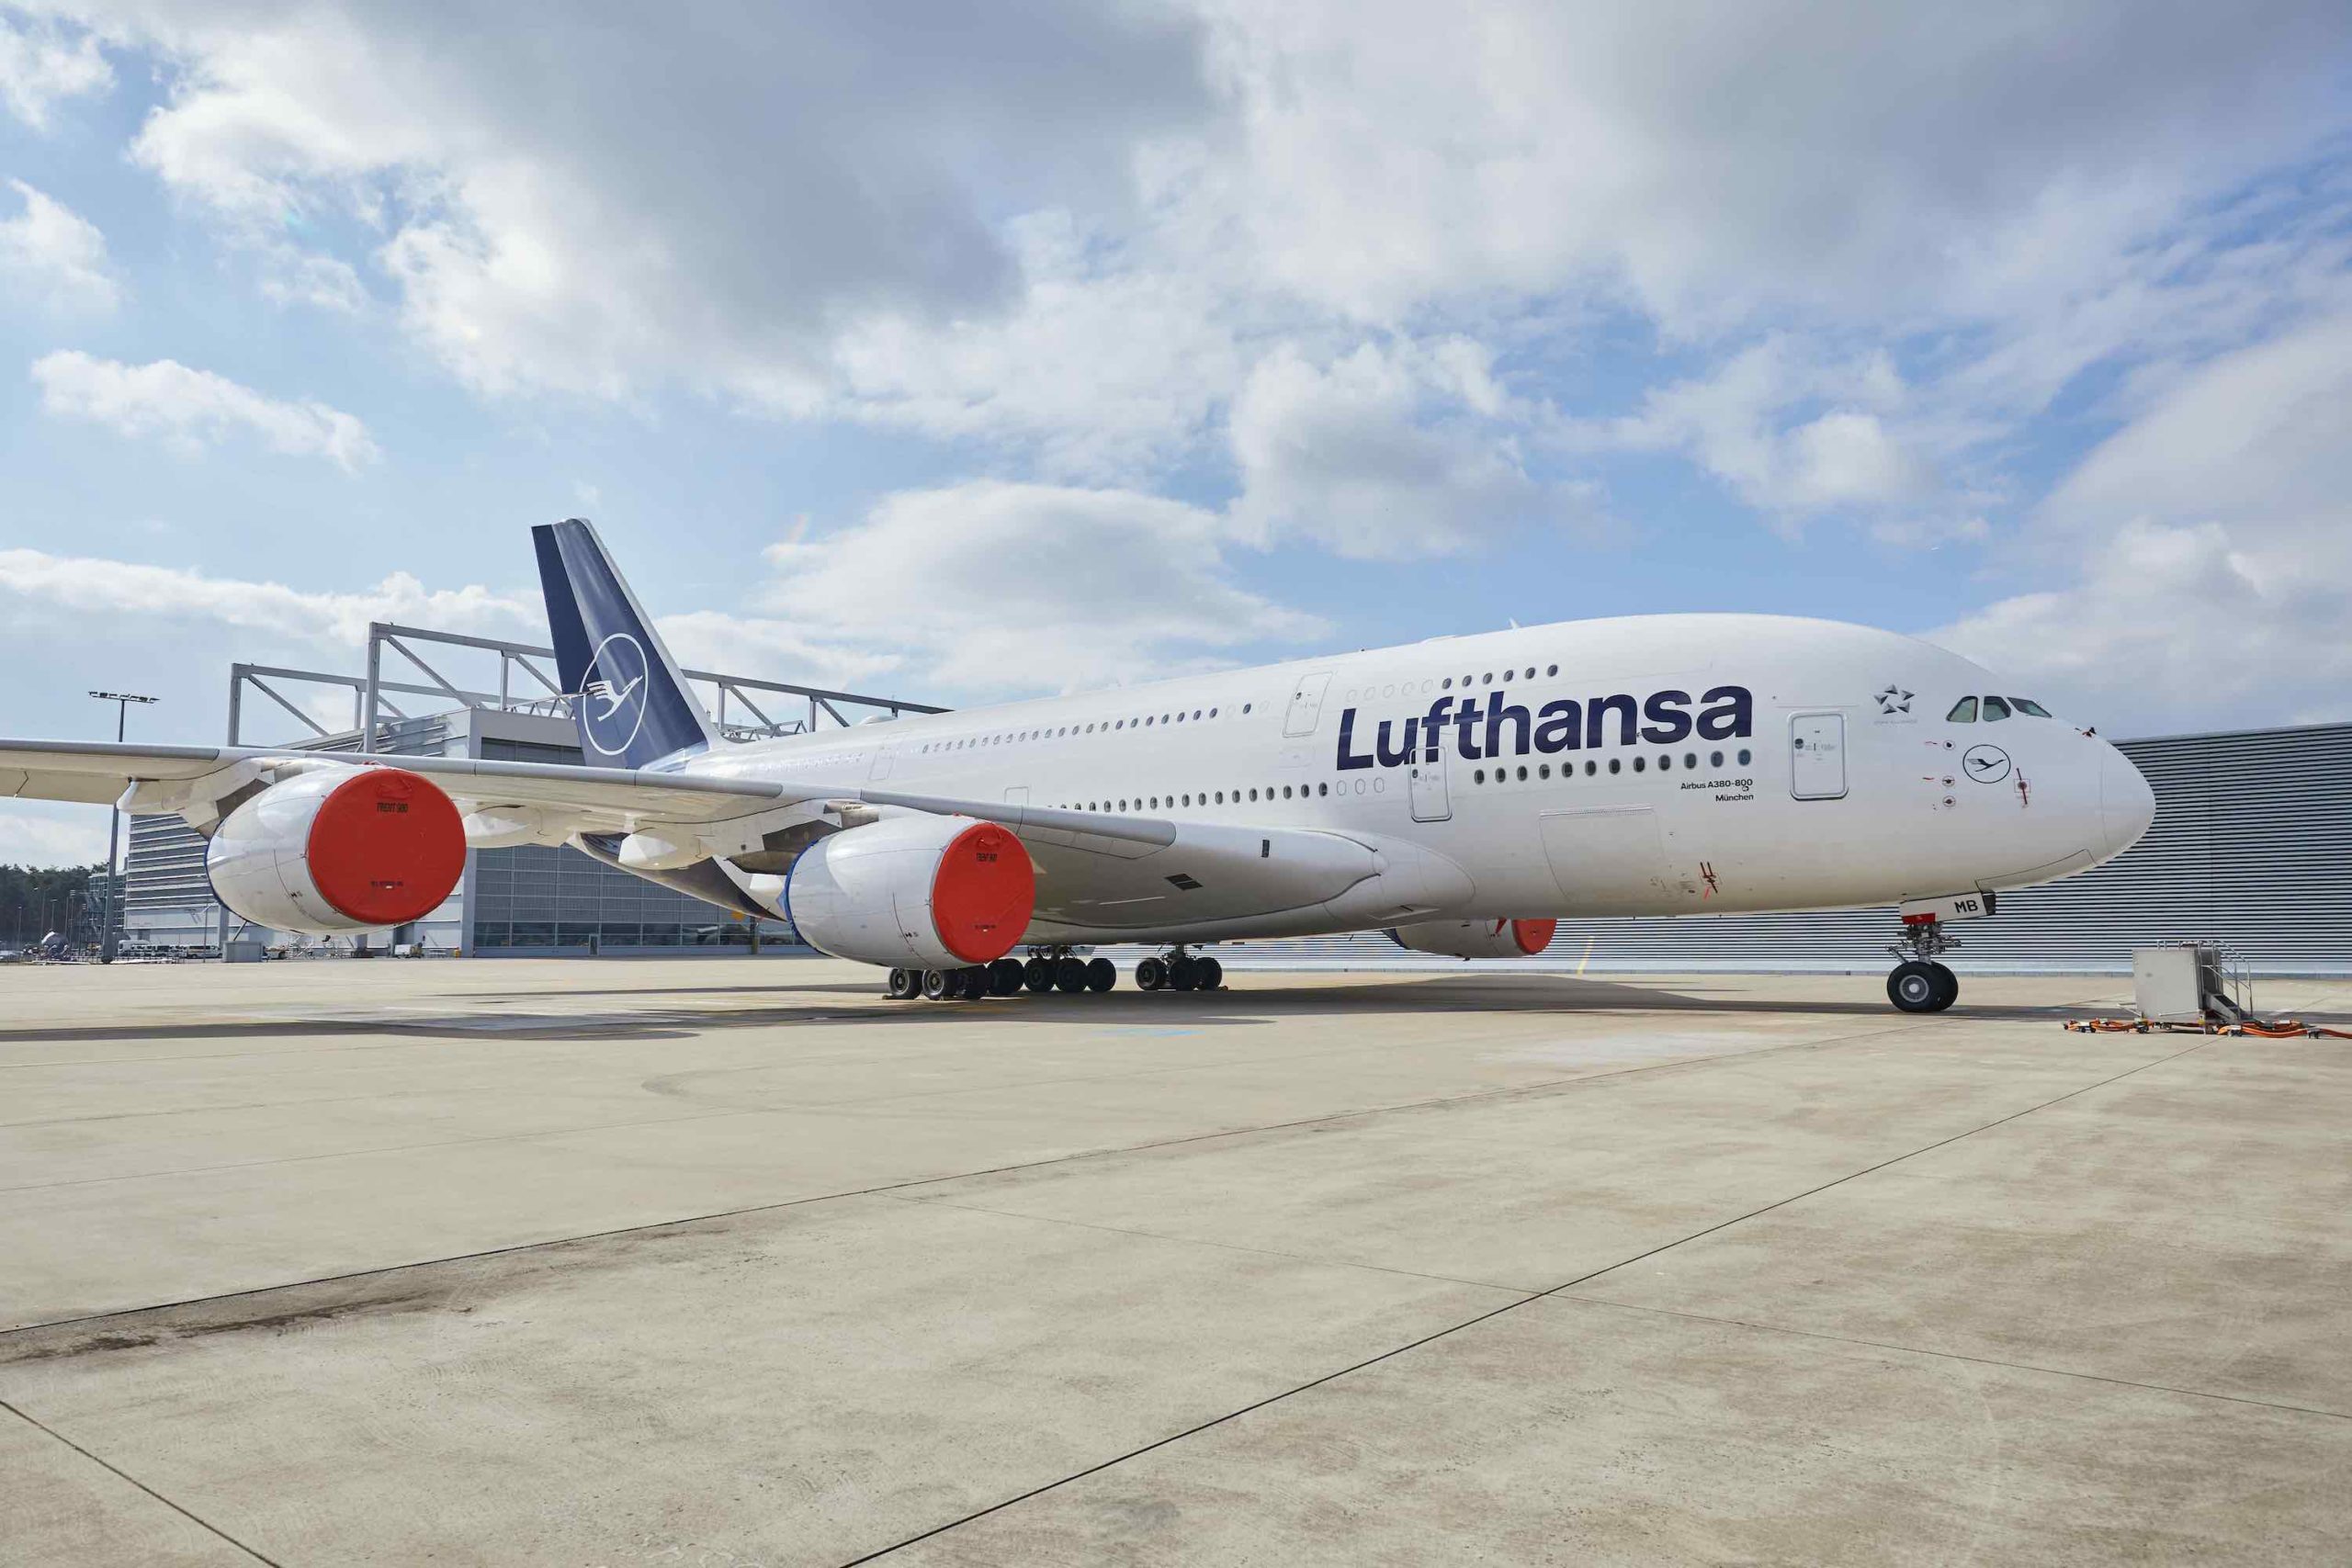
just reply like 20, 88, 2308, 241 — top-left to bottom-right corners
1194, 1, 2351, 332
256, 246, 366, 312
1935, 311, 2352, 733
1593, 338, 1940, 526
0, 802, 108, 871
1228, 338, 1594, 558
71, 0, 1208, 403
756, 480, 1328, 692
0, 179, 118, 310
0, 547, 536, 649
30, 351, 381, 468
0, 9, 109, 129
811, 210, 1243, 480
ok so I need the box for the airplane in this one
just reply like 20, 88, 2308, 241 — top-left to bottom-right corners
0, 519, 2156, 1013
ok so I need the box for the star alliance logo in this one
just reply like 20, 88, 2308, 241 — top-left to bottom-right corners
1873, 684, 1914, 716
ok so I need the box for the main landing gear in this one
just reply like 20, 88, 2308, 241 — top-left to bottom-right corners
888, 949, 1114, 1001
1133, 947, 1223, 993
885, 946, 1226, 1001
1885, 917, 1960, 1014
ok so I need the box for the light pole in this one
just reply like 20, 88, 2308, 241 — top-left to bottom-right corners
88, 692, 158, 964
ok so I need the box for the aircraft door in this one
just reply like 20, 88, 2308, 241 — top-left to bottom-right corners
1283, 671, 1333, 738
1408, 745, 1451, 822
1003, 785, 1029, 807
1539, 806, 1671, 913
867, 742, 895, 782
1790, 713, 1847, 800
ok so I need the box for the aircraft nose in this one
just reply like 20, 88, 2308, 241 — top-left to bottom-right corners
2099, 746, 2156, 858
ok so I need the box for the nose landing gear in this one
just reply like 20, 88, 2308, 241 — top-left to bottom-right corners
1886, 917, 1960, 1013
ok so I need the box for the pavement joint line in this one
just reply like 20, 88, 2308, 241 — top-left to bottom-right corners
884, 1192, 1534, 1298
0, 1396, 285, 1567
0, 1007, 1916, 1208
0, 1002, 1947, 1342
1544, 1294, 2352, 1423
827, 1027, 2204, 1567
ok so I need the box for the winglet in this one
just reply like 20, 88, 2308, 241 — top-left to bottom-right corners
532, 519, 718, 769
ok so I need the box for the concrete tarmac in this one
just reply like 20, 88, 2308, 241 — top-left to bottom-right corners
0, 958, 2345, 1565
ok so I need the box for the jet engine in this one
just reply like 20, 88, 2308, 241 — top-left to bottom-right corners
785, 814, 1034, 968
1387, 918, 1558, 959
206, 766, 465, 933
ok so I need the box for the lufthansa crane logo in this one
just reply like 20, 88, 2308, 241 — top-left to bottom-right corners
579, 631, 650, 756
1962, 744, 2011, 784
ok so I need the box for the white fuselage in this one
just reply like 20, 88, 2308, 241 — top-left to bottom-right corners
662, 614, 2154, 946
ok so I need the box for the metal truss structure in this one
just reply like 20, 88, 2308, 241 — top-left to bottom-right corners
227, 621, 944, 749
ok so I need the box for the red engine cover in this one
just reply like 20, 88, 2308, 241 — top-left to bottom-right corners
931, 821, 1036, 964
305, 769, 466, 925
1509, 918, 1556, 954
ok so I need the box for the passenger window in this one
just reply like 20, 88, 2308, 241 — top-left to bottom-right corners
1946, 697, 1977, 722
2010, 697, 2052, 717
1982, 696, 2012, 721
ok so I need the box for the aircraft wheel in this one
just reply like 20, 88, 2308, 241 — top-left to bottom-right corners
1168, 956, 1198, 991
1023, 957, 1055, 993
1193, 955, 1222, 991
957, 966, 991, 1000
1887, 961, 1943, 1013
1056, 957, 1089, 993
988, 958, 1024, 997
1928, 962, 1959, 1011
921, 968, 956, 1001
887, 967, 920, 1000
1085, 957, 1117, 993
1135, 956, 1166, 992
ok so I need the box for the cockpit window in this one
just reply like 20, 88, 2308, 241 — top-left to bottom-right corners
1982, 695, 2013, 721
2009, 697, 2052, 717
1946, 697, 1978, 723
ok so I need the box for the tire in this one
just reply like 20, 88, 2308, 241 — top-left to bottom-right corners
958, 966, 990, 1000
1085, 957, 1116, 993
988, 958, 1024, 997
1135, 956, 1166, 992
1193, 955, 1222, 991
1023, 957, 1054, 993
1887, 961, 1942, 1013
1928, 962, 1959, 1012
921, 968, 955, 1001
1167, 956, 1197, 991
1056, 957, 1089, 994
886, 967, 920, 1000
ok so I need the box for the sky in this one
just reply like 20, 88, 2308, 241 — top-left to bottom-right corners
2, 1, 2349, 865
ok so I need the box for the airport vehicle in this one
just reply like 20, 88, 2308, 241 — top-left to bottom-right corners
0, 520, 2154, 1011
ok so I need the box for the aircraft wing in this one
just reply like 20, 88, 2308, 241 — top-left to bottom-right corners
0, 740, 1458, 939
861, 787, 1464, 941
0, 739, 797, 827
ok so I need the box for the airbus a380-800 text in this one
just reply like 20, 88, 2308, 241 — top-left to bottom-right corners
0, 520, 2155, 1012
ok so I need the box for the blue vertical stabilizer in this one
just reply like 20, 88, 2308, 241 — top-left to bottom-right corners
532, 518, 717, 769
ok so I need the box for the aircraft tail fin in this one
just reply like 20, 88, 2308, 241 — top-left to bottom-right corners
532, 518, 718, 769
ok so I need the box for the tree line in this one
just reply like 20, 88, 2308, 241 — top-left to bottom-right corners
0, 863, 105, 945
